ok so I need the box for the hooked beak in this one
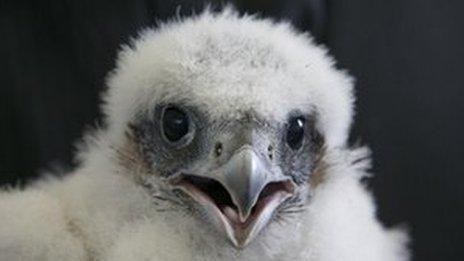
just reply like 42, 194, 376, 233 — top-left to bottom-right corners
173, 146, 295, 248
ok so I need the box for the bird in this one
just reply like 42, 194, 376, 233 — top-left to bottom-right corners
0, 8, 409, 261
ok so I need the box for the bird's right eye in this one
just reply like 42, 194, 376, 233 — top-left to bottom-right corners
161, 106, 190, 143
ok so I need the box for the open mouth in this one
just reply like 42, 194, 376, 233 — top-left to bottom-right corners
173, 174, 295, 247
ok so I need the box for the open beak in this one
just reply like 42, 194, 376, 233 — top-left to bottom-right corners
173, 146, 295, 247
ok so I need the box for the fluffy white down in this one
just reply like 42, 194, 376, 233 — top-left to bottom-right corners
0, 9, 409, 261
104, 7, 353, 149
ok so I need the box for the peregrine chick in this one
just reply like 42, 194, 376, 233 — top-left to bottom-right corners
0, 8, 409, 261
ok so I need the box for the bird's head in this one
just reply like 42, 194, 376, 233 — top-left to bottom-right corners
102, 9, 354, 249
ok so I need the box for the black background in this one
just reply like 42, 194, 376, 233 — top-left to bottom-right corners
0, 1, 463, 260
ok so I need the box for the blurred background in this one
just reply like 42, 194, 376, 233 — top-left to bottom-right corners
0, 0, 463, 260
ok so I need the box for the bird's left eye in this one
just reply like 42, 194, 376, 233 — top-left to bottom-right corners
286, 116, 305, 150
161, 106, 190, 143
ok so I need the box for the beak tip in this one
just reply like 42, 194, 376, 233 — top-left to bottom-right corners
238, 206, 253, 223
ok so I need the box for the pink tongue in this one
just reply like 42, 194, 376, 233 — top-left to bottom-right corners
222, 206, 240, 223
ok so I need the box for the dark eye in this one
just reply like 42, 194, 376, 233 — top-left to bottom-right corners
161, 106, 190, 142
286, 116, 305, 150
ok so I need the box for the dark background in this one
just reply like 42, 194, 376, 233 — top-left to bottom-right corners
0, 0, 463, 260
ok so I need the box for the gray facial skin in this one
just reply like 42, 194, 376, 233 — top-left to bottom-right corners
129, 102, 324, 247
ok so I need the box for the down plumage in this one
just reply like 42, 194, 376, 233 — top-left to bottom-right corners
0, 8, 409, 261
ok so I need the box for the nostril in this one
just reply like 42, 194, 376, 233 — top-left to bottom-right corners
267, 145, 274, 160
215, 142, 223, 157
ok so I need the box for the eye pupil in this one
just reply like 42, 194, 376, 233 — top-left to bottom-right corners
162, 107, 190, 142
286, 116, 305, 150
